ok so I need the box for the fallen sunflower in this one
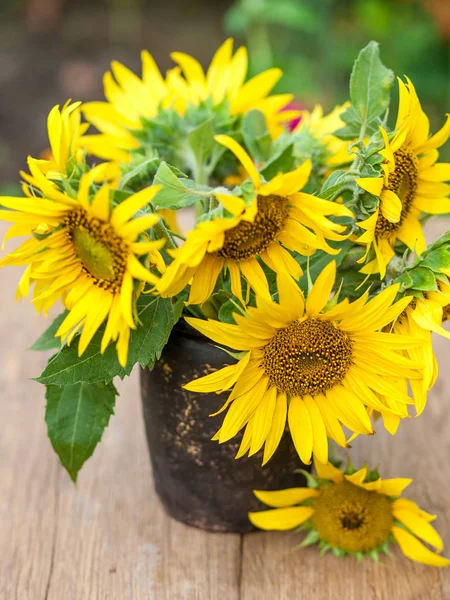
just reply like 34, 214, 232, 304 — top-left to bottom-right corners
82, 38, 294, 164
249, 460, 450, 567
0, 161, 164, 366
183, 261, 423, 465
156, 135, 353, 304
356, 77, 450, 278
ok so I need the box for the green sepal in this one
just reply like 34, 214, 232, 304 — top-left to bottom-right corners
295, 468, 319, 489
298, 529, 321, 548
319, 541, 331, 556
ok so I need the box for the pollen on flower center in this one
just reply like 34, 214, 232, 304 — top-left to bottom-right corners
218, 194, 290, 260
442, 304, 450, 322
65, 209, 128, 291
375, 146, 418, 238
262, 318, 353, 396
312, 481, 394, 553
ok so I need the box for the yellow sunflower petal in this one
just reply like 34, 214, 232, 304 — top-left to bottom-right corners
262, 392, 287, 465
392, 526, 450, 568
393, 508, 444, 552
305, 260, 336, 316
356, 177, 383, 196
214, 134, 261, 189
253, 487, 319, 508
248, 506, 314, 531
288, 396, 313, 465
313, 459, 344, 482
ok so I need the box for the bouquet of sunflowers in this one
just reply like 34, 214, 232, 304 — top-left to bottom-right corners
2, 39, 450, 566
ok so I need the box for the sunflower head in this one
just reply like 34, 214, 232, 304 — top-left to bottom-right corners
157, 136, 353, 305
249, 459, 450, 567
81, 39, 296, 171
183, 261, 422, 465
293, 103, 353, 183
0, 163, 165, 366
355, 77, 450, 279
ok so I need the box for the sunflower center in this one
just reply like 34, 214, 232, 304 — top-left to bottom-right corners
312, 481, 394, 554
262, 318, 353, 396
66, 209, 128, 291
375, 146, 418, 238
443, 304, 450, 322
217, 194, 289, 260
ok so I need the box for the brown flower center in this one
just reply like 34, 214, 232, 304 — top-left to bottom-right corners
443, 304, 450, 322
312, 481, 394, 553
262, 319, 353, 396
217, 194, 289, 260
65, 209, 128, 291
375, 146, 418, 239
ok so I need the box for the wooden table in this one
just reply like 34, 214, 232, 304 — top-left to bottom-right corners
1, 220, 450, 600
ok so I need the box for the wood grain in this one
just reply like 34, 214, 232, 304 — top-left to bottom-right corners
1, 220, 450, 599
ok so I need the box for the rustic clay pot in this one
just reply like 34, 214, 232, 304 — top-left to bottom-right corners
140, 321, 309, 533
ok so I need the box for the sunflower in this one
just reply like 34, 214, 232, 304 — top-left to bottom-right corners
293, 103, 352, 168
82, 39, 294, 165
183, 261, 423, 465
355, 77, 450, 278
0, 160, 164, 366
156, 135, 353, 305
249, 460, 450, 567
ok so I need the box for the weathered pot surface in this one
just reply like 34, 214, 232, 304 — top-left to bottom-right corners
140, 321, 309, 533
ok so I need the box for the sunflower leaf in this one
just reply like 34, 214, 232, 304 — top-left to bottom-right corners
153, 162, 210, 210
29, 310, 68, 351
188, 118, 215, 171
349, 41, 394, 132
36, 296, 176, 385
242, 110, 272, 163
45, 380, 118, 482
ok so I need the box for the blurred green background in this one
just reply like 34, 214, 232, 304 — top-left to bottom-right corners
0, 0, 448, 184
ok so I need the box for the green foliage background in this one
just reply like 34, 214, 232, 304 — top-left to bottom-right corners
226, 0, 449, 156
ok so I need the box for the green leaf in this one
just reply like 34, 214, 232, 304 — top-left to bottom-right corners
218, 300, 238, 324
260, 141, 295, 180
419, 247, 450, 272
242, 110, 272, 163
29, 311, 68, 351
153, 162, 206, 210
350, 41, 394, 128
45, 381, 118, 482
118, 157, 159, 191
36, 296, 176, 385
188, 118, 214, 169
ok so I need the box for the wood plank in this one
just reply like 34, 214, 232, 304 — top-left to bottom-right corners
0, 266, 59, 600
45, 374, 241, 600
240, 219, 450, 600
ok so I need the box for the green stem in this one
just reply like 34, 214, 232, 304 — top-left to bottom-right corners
209, 195, 219, 212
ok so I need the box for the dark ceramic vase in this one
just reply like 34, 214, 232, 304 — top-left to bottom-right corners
140, 321, 309, 533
